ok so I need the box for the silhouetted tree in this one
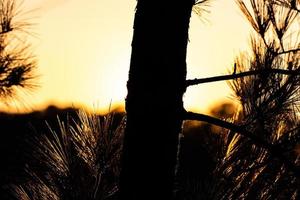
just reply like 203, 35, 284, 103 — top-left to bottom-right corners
119, 0, 207, 199
121, 0, 300, 199
5, 0, 300, 199
0, 0, 36, 99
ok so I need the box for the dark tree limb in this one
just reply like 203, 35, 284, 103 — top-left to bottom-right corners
277, 47, 300, 55
120, 1, 194, 199
183, 111, 270, 147
183, 111, 300, 177
186, 68, 300, 87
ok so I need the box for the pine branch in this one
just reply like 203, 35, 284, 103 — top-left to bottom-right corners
272, 0, 300, 13
277, 47, 300, 55
183, 111, 270, 147
186, 68, 300, 87
183, 111, 300, 177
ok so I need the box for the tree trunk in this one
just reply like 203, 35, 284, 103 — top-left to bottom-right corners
120, 0, 194, 199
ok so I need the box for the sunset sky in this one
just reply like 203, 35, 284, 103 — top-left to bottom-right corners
2, 0, 251, 114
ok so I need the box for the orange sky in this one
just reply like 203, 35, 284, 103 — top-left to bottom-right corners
1, 0, 251, 114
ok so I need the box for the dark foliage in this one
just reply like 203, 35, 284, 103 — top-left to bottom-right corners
0, 0, 36, 99
0, 106, 124, 200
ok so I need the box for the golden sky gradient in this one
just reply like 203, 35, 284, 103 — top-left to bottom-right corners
1, 0, 251, 114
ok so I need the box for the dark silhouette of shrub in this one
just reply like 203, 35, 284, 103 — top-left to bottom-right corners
4, 110, 124, 200
0, 0, 36, 100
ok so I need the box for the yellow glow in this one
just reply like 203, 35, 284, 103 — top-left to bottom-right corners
1, 0, 252, 114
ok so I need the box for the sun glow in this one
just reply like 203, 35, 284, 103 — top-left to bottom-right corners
1, 0, 251, 114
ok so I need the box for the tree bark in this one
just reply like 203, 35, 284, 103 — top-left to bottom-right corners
120, 0, 194, 199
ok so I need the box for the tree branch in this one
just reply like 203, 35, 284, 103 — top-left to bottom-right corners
183, 111, 270, 147
183, 111, 300, 177
186, 68, 300, 87
273, 0, 300, 13
277, 47, 300, 55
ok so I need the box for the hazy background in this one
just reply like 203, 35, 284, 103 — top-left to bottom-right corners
1, 0, 251, 113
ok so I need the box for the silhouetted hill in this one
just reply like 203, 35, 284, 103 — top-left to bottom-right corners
0, 106, 79, 185
0, 105, 124, 187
